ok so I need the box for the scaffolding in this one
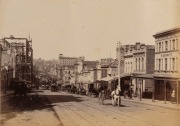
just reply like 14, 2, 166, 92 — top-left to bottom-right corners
2, 36, 33, 85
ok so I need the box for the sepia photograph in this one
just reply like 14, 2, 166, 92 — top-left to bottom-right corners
0, 0, 180, 126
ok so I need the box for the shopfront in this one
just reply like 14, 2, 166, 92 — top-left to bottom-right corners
154, 75, 180, 103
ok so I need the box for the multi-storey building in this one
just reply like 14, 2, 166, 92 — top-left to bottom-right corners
0, 39, 16, 91
62, 65, 75, 85
119, 42, 155, 98
75, 60, 98, 92
153, 27, 180, 102
59, 54, 84, 66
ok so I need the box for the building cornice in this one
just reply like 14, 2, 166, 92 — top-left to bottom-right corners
153, 27, 180, 38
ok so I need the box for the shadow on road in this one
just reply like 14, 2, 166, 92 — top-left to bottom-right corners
1, 94, 53, 114
104, 103, 128, 107
44, 95, 84, 103
1, 90, 84, 114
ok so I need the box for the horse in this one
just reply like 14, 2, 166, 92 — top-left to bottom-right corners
111, 88, 121, 107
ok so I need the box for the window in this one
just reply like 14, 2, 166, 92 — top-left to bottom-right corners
156, 43, 158, 52
172, 58, 175, 70
176, 58, 178, 71
162, 42, 164, 51
162, 59, 163, 70
159, 42, 161, 52
126, 62, 127, 73
169, 58, 171, 70
177, 39, 178, 50
142, 58, 144, 71
159, 59, 161, 70
170, 40, 171, 50
173, 40, 175, 50
139, 58, 141, 70
165, 41, 168, 51
165, 58, 167, 70
135, 58, 137, 70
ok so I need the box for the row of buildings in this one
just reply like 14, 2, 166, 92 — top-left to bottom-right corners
35, 27, 180, 103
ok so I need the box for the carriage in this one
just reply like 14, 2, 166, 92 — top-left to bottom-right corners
98, 85, 121, 106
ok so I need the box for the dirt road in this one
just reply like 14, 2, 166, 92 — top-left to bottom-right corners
1, 90, 180, 126
43, 90, 180, 126
0, 90, 62, 126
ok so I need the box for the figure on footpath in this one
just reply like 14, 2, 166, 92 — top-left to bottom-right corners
98, 85, 105, 105
128, 88, 133, 100
171, 90, 176, 104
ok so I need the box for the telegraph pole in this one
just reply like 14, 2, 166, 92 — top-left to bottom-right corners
118, 41, 121, 91
0, 44, 2, 92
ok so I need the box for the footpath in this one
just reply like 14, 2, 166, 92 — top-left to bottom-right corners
0, 90, 14, 97
121, 96, 180, 111
61, 91, 180, 111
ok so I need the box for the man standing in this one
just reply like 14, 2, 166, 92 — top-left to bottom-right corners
171, 90, 175, 104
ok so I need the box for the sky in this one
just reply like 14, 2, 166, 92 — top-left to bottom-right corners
0, 0, 180, 60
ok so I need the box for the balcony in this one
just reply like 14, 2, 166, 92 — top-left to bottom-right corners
133, 70, 146, 74
155, 70, 178, 73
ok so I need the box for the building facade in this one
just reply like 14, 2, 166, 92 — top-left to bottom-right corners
119, 42, 155, 98
59, 54, 85, 66
153, 27, 180, 102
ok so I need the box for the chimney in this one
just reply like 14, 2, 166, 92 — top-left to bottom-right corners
136, 42, 141, 50
59, 54, 63, 59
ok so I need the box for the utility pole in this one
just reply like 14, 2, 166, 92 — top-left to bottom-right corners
118, 41, 121, 91
0, 44, 2, 92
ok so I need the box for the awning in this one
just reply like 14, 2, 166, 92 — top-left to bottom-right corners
132, 74, 154, 79
83, 81, 94, 84
114, 74, 132, 79
62, 83, 71, 86
100, 76, 117, 81
153, 73, 180, 81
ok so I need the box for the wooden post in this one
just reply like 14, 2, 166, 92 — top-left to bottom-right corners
140, 79, 142, 101
164, 80, 166, 104
0, 44, 2, 92
142, 79, 143, 99
152, 79, 155, 102
177, 81, 179, 105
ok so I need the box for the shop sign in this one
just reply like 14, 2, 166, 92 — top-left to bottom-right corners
161, 52, 172, 57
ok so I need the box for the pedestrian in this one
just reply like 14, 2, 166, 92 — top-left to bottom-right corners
129, 88, 133, 100
171, 90, 175, 104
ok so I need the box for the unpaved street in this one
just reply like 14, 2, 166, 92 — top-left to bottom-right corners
43, 90, 180, 126
0, 91, 62, 126
1, 90, 180, 126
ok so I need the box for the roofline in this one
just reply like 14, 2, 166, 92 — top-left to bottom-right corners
153, 27, 180, 38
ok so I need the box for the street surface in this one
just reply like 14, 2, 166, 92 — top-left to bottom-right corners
0, 90, 62, 126
1, 90, 180, 126
43, 90, 180, 126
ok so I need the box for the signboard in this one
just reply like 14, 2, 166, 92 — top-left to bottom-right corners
161, 52, 172, 57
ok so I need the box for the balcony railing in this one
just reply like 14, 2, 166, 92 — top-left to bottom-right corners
133, 70, 146, 72
155, 70, 178, 73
